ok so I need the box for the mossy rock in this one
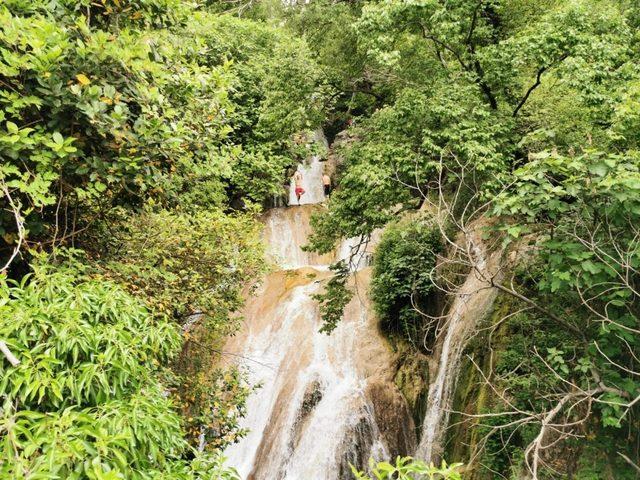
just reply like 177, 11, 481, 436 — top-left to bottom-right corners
393, 342, 430, 441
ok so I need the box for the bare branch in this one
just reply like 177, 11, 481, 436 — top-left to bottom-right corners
0, 341, 20, 367
0, 179, 26, 273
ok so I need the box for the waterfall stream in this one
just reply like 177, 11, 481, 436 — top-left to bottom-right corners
415, 230, 502, 463
223, 148, 415, 479
288, 130, 328, 206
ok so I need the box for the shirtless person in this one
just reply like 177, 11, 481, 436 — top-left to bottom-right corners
322, 172, 332, 198
293, 170, 305, 204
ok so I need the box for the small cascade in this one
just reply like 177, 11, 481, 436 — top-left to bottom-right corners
223, 131, 414, 479
261, 207, 333, 269
288, 154, 326, 206
415, 228, 502, 463
288, 130, 329, 206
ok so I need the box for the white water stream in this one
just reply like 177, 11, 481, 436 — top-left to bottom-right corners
223, 133, 414, 480
288, 130, 328, 206
415, 232, 501, 463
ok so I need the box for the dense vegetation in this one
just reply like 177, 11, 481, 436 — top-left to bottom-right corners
370, 221, 442, 350
1, 259, 201, 479
0, 0, 322, 477
2, 0, 640, 478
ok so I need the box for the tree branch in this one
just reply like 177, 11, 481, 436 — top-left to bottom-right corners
512, 65, 547, 117
490, 281, 585, 339
513, 53, 570, 117
618, 452, 640, 474
0, 341, 20, 367
0, 179, 25, 273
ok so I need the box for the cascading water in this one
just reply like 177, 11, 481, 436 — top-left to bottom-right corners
223, 133, 414, 480
415, 228, 502, 463
288, 130, 328, 206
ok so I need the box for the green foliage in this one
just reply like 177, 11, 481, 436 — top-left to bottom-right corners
0, 1, 325, 269
305, 82, 511, 254
371, 221, 442, 348
1, 0, 326, 472
0, 3, 233, 262
494, 148, 640, 428
179, 13, 325, 204
94, 206, 264, 448
284, 0, 375, 131
101, 207, 264, 322
312, 260, 353, 334
0, 253, 238, 479
351, 457, 463, 480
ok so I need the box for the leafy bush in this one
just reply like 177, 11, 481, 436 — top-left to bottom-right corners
0, 253, 237, 479
93, 206, 265, 448
100, 207, 265, 324
352, 457, 463, 480
0, 4, 233, 265
371, 221, 442, 348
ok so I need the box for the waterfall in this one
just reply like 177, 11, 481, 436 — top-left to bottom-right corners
223, 131, 414, 480
288, 130, 328, 206
415, 228, 502, 463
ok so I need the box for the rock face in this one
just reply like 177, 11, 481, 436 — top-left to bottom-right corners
223, 200, 415, 479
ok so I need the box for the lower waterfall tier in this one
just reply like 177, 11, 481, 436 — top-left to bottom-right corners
223, 267, 415, 480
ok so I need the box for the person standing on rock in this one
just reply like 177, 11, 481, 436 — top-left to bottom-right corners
293, 170, 305, 205
322, 172, 332, 198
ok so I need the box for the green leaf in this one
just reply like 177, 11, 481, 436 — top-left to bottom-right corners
588, 162, 608, 177
6, 121, 18, 133
52, 132, 64, 145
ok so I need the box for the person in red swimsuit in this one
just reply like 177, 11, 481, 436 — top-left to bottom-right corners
293, 170, 305, 204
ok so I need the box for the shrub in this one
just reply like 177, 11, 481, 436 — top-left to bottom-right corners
95, 207, 265, 448
352, 457, 463, 480
0, 253, 237, 478
370, 220, 442, 348
313, 260, 353, 334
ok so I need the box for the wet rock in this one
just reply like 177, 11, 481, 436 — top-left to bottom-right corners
366, 381, 417, 457
337, 415, 375, 479
300, 380, 323, 417
289, 380, 324, 451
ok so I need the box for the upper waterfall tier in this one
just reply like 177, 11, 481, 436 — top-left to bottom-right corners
261, 206, 334, 269
288, 130, 329, 206
288, 154, 326, 205
262, 206, 380, 272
